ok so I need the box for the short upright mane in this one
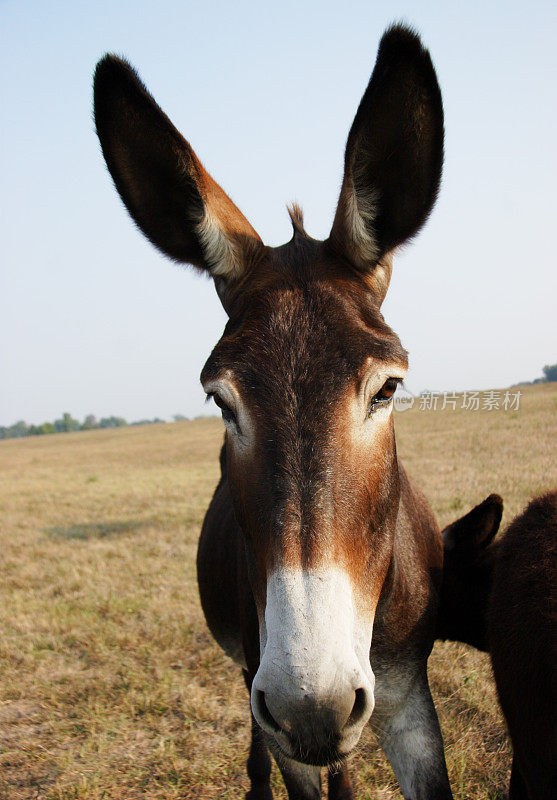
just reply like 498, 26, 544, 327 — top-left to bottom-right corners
287, 203, 308, 238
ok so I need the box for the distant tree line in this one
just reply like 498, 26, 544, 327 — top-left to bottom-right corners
517, 363, 557, 386
0, 412, 190, 440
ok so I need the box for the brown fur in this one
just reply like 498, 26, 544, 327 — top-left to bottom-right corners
438, 493, 557, 800
489, 493, 557, 800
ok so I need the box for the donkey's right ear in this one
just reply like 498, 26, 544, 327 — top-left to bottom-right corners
93, 55, 263, 296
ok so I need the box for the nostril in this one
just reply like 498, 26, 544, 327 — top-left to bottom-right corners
347, 687, 368, 727
253, 689, 281, 734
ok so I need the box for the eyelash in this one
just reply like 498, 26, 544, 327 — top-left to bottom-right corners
368, 378, 401, 415
207, 392, 239, 428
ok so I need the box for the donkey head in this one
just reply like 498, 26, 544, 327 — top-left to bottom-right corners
94, 24, 443, 765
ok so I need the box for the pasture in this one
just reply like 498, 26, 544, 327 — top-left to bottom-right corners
1, 383, 555, 800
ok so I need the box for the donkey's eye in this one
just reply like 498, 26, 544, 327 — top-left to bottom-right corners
209, 393, 239, 428
368, 378, 400, 415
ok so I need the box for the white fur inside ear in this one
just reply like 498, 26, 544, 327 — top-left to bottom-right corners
196, 209, 243, 279
345, 184, 381, 268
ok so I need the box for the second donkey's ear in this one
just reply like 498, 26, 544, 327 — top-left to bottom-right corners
443, 494, 504, 556
329, 25, 444, 303
93, 55, 263, 303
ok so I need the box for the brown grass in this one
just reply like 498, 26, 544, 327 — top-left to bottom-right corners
1, 383, 555, 799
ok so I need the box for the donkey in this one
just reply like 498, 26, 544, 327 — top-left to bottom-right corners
437, 492, 557, 800
94, 25, 452, 799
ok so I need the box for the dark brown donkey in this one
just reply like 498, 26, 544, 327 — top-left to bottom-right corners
438, 492, 557, 800
94, 25, 452, 800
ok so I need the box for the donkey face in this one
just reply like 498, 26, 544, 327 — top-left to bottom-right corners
201, 243, 409, 762
94, 24, 443, 765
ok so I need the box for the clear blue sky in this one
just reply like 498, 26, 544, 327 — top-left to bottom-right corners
1, 0, 555, 425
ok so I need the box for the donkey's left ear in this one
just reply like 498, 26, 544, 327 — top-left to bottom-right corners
93, 55, 263, 307
443, 494, 504, 556
329, 25, 444, 303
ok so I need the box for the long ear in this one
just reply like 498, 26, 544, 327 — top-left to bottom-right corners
443, 494, 504, 556
329, 25, 444, 302
93, 55, 263, 292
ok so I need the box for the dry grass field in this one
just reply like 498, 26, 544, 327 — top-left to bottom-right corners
1, 383, 556, 799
